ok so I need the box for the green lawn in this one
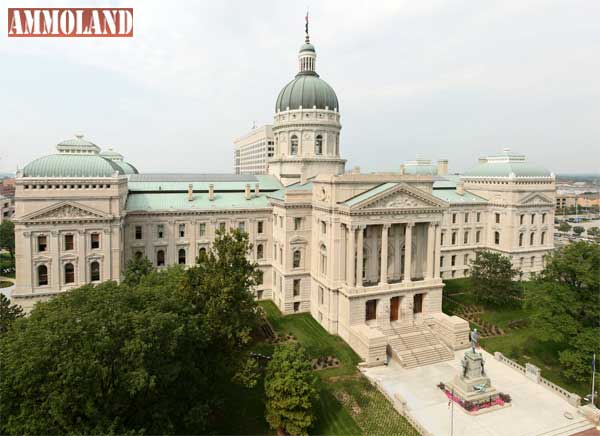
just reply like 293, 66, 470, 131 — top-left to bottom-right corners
443, 278, 590, 398
0, 280, 13, 288
217, 301, 419, 436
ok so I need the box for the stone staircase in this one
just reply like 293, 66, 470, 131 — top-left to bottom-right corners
532, 417, 595, 436
381, 323, 454, 369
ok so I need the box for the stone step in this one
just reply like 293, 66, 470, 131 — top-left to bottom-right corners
387, 324, 454, 369
532, 419, 595, 436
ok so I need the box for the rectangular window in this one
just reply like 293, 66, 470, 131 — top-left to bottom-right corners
451, 232, 457, 245
157, 224, 164, 239
293, 279, 300, 297
90, 233, 100, 250
366, 300, 377, 321
440, 256, 444, 267
179, 224, 186, 238
199, 223, 206, 237
64, 234, 74, 251
135, 225, 143, 240
520, 214, 524, 225
319, 286, 324, 304
451, 255, 456, 266
257, 220, 264, 234
495, 213, 500, 224
542, 213, 546, 224
476, 230, 481, 243
321, 221, 327, 234
293, 302, 300, 312
464, 254, 469, 265
452, 213, 457, 224
279, 216, 283, 228
440, 233, 444, 246
464, 213, 469, 223
38, 235, 47, 252
463, 231, 469, 244
238, 221, 245, 232
531, 214, 535, 224
257, 270, 263, 285
476, 212, 481, 222
294, 217, 302, 230
219, 222, 226, 232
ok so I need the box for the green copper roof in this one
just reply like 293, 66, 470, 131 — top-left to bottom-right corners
463, 162, 551, 178
99, 149, 124, 159
299, 43, 315, 52
268, 180, 314, 201
433, 188, 487, 203
22, 154, 124, 178
112, 161, 139, 175
128, 174, 282, 192
126, 192, 271, 211
276, 74, 339, 112
343, 183, 399, 207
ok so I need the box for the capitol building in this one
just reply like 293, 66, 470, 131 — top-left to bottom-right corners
12, 29, 556, 367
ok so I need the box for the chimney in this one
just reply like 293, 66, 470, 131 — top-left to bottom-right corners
437, 160, 448, 176
209, 184, 215, 201
187, 184, 193, 201
254, 183, 260, 196
478, 157, 487, 164
457, 181, 465, 195
245, 184, 251, 200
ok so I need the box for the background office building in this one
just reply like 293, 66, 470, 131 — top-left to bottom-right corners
233, 124, 275, 175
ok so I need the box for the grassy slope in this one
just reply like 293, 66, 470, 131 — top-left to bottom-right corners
218, 301, 419, 436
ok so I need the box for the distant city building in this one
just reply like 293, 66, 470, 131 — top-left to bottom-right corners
0, 194, 15, 222
556, 193, 577, 211
233, 125, 274, 175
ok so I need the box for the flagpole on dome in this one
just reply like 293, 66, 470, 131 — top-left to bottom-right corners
305, 9, 310, 43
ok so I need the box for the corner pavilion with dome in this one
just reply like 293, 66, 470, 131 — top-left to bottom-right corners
11, 25, 556, 368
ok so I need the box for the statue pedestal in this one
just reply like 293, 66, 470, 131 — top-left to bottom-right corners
442, 350, 510, 414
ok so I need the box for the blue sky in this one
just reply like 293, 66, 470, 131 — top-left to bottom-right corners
1, 0, 599, 174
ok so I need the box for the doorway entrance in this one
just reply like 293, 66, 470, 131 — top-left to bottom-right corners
390, 296, 401, 321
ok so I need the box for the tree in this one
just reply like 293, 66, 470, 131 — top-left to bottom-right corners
178, 228, 262, 389
0, 221, 15, 260
558, 222, 572, 233
0, 275, 211, 435
265, 343, 318, 436
469, 250, 522, 307
572, 226, 585, 236
527, 242, 600, 383
0, 294, 23, 335
122, 254, 154, 287
587, 226, 600, 238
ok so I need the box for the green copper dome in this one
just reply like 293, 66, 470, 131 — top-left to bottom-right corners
22, 154, 124, 178
276, 73, 339, 112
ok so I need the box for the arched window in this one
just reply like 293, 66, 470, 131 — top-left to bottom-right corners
320, 244, 327, 276
519, 233, 524, 246
530, 232, 535, 245
64, 263, 75, 284
290, 135, 298, 155
494, 231, 500, 245
315, 134, 323, 155
178, 248, 186, 265
292, 250, 301, 268
135, 251, 143, 259
156, 250, 165, 266
541, 232, 545, 245
257, 244, 264, 259
38, 265, 48, 286
90, 261, 100, 281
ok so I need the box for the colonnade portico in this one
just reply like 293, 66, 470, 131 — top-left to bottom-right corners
343, 220, 441, 290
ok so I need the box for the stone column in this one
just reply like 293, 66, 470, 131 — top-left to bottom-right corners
403, 223, 413, 283
50, 231, 60, 290
394, 225, 402, 281
434, 224, 442, 278
347, 226, 355, 287
356, 225, 365, 287
78, 230, 86, 284
380, 224, 389, 284
426, 223, 435, 279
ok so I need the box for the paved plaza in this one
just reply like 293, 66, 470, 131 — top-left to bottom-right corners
363, 350, 595, 436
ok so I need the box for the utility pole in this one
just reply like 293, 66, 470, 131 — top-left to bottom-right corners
450, 387, 455, 436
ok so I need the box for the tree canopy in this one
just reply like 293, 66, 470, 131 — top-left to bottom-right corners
0, 294, 23, 335
558, 222, 572, 233
0, 220, 15, 260
572, 226, 585, 236
122, 254, 154, 287
468, 250, 523, 307
527, 241, 600, 383
265, 342, 318, 436
0, 229, 262, 435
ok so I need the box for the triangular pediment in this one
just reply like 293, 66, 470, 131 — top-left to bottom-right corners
520, 193, 553, 206
21, 201, 110, 222
350, 183, 447, 211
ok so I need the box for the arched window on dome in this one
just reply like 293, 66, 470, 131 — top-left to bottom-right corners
290, 135, 298, 155
315, 135, 323, 155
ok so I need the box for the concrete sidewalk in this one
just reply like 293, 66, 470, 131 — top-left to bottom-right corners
363, 350, 594, 436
